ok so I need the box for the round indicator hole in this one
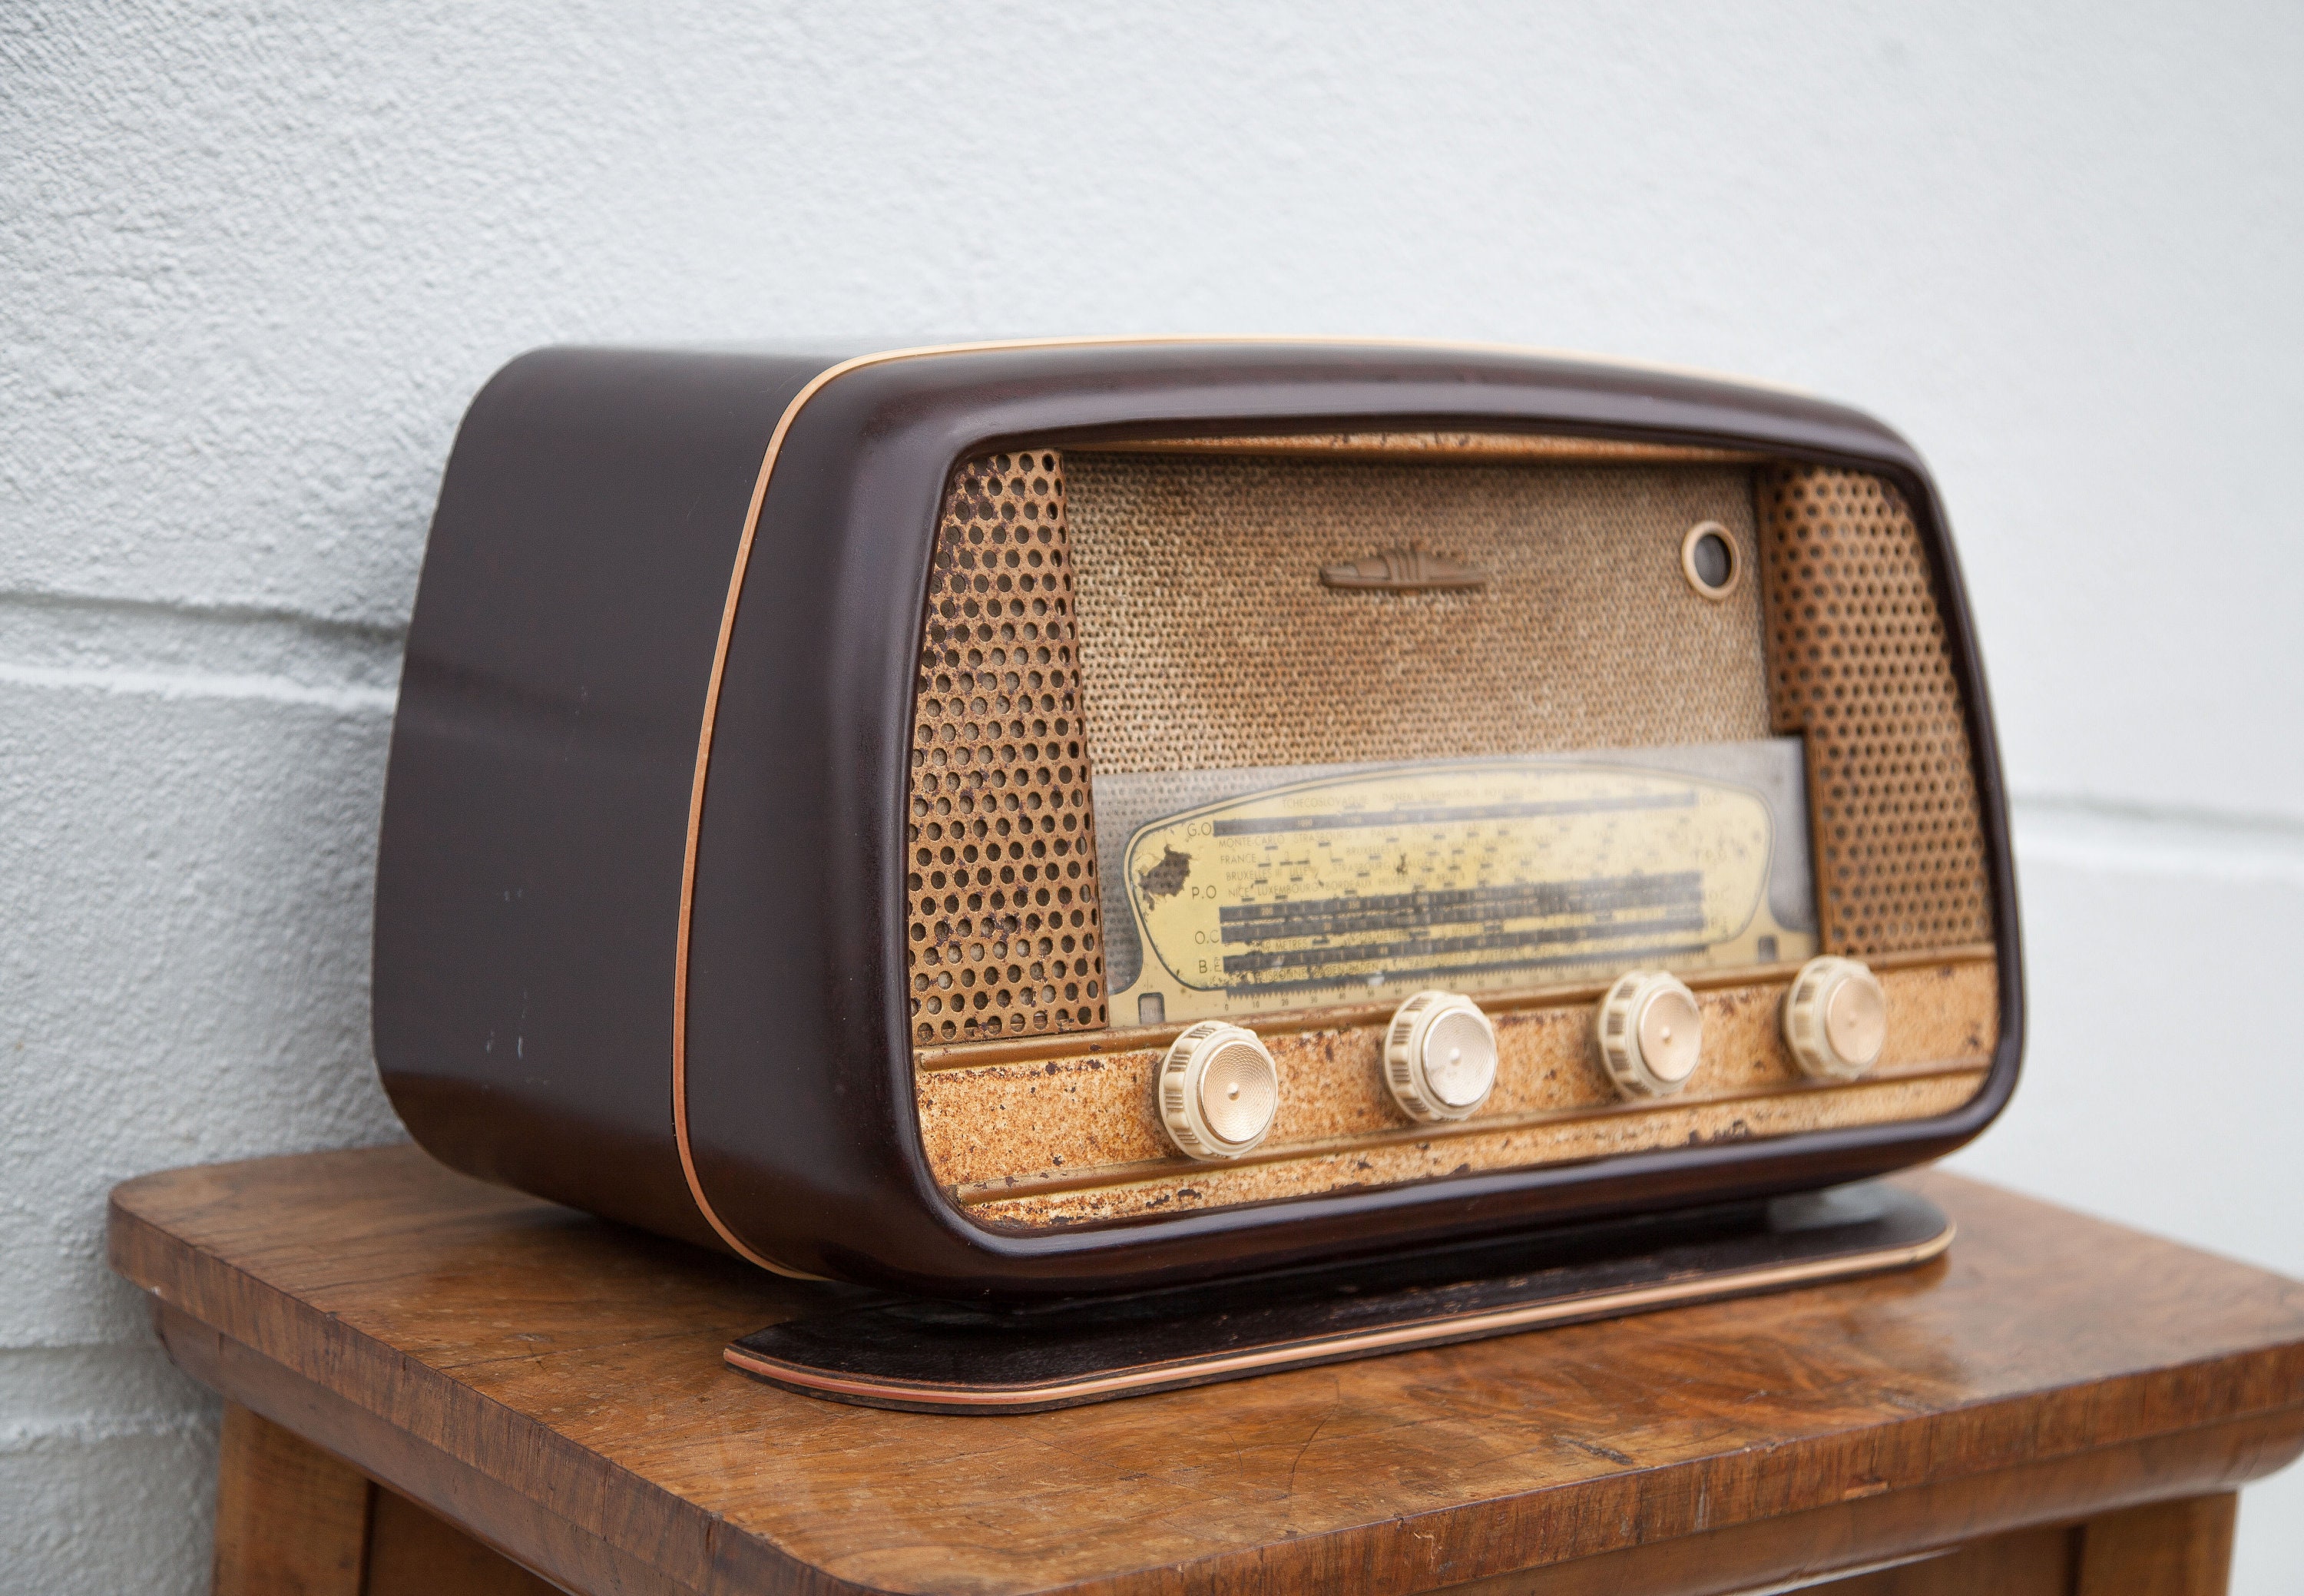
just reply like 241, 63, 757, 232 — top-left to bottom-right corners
1680, 521, 1741, 601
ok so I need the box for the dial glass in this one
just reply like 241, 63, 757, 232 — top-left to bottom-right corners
1098, 737, 1816, 1027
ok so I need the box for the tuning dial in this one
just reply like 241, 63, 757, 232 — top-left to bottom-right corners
1383, 991, 1498, 1123
1783, 957, 1888, 1080
1595, 971, 1703, 1098
1159, 1022, 1280, 1160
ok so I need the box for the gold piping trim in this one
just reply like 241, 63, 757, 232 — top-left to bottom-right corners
721, 1220, 1951, 1407
673, 334, 1840, 1276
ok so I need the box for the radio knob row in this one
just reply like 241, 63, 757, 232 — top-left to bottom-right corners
1157, 958, 1889, 1162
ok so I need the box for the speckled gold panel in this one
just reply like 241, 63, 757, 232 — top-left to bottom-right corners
1062, 455, 1773, 776
963, 1073, 1985, 1229
905, 452, 1105, 1045
1757, 468, 1993, 956
916, 955, 1996, 1227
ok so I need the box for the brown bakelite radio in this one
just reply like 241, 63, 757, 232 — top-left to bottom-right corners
374, 339, 2020, 1300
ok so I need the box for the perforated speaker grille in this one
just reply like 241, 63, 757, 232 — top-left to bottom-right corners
905, 452, 1105, 1046
1063, 453, 1772, 773
1757, 467, 1992, 955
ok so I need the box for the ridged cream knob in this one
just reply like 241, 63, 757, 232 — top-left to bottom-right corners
1158, 1022, 1280, 1160
1383, 991, 1498, 1123
1595, 971, 1703, 1098
1783, 956, 1888, 1080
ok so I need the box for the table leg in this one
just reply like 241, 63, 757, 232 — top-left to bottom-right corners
2076, 1494, 2239, 1596
212, 1402, 372, 1596
210, 1402, 561, 1596
1777, 1494, 2239, 1596
364, 1488, 561, 1596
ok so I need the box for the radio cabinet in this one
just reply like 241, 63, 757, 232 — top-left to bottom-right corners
373, 340, 2019, 1296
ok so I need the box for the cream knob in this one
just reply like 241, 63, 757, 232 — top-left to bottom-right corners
1382, 990, 1499, 1123
1595, 971, 1703, 1098
1783, 957, 1888, 1080
1158, 1022, 1280, 1160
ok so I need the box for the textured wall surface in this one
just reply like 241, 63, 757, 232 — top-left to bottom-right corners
4, 2, 2300, 1588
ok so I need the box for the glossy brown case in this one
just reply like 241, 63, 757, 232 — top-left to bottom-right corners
372, 340, 2023, 1299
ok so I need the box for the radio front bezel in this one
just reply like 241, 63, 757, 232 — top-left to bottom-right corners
675, 339, 2022, 1298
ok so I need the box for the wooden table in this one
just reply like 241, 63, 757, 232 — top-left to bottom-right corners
109, 1147, 2304, 1596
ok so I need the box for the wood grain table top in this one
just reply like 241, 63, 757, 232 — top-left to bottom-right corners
109, 1147, 2304, 1596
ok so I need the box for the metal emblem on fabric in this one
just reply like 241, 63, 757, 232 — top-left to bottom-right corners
1318, 545, 1489, 592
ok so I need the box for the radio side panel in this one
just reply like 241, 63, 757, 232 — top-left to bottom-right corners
373, 346, 835, 1244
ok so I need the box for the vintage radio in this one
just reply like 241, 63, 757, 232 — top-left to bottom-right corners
373, 339, 2020, 1305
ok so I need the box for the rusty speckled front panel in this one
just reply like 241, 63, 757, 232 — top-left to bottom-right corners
919, 955, 1996, 1228
905, 452, 1105, 1046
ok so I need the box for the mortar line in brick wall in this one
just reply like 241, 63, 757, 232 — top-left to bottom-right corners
0, 588, 403, 710
2011, 794, 2304, 885
0, 659, 398, 713
0, 588, 405, 646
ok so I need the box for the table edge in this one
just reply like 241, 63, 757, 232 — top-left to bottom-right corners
107, 1166, 2304, 1596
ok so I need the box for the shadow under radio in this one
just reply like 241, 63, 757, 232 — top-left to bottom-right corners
725, 1180, 1951, 1413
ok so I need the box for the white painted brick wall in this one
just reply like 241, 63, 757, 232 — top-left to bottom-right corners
4, 2, 2298, 1587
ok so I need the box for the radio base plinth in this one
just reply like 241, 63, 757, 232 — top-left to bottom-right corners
725, 1181, 1951, 1413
